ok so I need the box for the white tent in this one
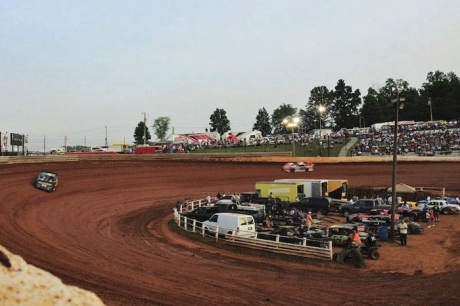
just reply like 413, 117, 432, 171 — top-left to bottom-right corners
387, 183, 416, 193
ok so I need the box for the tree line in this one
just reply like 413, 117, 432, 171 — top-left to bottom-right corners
133, 70, 459, 144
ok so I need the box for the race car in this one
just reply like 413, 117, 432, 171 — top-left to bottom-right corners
34, 171, 58, 192
282, 161, 314, 172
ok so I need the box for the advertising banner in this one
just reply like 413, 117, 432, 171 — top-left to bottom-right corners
1, 132, 7, 151
10, 133, 23, 146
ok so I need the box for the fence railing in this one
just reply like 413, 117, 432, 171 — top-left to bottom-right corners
173, 210, 333, 261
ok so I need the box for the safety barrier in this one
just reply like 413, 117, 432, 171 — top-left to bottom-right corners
173, 209, 333, 261
225, 235, 332, 261
1, 152, 459, 165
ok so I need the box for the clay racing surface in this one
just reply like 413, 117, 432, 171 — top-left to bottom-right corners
1, 160, 460, 306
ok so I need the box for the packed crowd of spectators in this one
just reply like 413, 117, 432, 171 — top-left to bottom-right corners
350, 121, 460, 156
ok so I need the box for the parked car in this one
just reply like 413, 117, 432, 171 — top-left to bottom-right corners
347, 209, 391, 223
34, 171, 58, 192
396, 207, 424, 221
203, 213, 256, 238
425, 199, 460, 214
339, 199, 391, 216
288, 196, 331, 215
181, 206, 220, 223
328, 224, 368, 247
362, 218, 424, 235
256, 225, 330, 248
282, 161, 314, 173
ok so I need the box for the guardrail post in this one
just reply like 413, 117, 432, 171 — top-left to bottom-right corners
215, 226, 219, 241
302, 237, 306, 246
201, 226, 205, 237
276, 235, 280, 243
192, 219, 196, 232
328, 241, 333, 259
184, 217, 188, 231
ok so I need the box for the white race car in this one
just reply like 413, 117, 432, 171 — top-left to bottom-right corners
282, 161, 314, 172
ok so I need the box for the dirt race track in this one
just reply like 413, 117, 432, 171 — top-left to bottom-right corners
1, 160, 460, 306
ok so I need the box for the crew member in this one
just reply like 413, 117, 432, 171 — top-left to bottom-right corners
348, 229, 361, 247
398, 219, 408, 246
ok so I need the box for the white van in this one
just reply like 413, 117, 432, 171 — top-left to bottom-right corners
203, 213, 256, 238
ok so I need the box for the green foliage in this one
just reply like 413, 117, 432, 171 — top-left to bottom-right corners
420, 71, 460, 121
253, 108, 271, 136
209, 108, 231, 136
303, 86, 334, 132
152, 117, 170, 141
271, 104, 297, 135
330, 79, 361, 129
360, 71, 460, 127
133, 121, 151, 145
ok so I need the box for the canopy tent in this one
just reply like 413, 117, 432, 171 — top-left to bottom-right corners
226, 134, 239, 143
387, 183, 416, 193
172, 135, 197, 144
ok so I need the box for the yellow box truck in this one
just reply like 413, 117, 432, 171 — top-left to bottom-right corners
255, 181, 306, 203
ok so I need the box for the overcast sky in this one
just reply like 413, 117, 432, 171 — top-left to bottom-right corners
1, 0, 459, 151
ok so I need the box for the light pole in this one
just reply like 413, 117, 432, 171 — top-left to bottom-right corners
360, 116, 365, 129
428, 97, 433, 121
390, 85, 406, 242
318, 105, 326, 156
283, 116, 300, 157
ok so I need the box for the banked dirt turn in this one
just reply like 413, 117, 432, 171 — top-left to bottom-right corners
1, 160, 459, 306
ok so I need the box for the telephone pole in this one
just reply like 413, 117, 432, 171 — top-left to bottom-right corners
105, 126, 108, 147
142, 112, 147, 146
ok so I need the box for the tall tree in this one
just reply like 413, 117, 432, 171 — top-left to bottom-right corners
209, 108, 231, 137
152, 117, 170, 141
420, 71, 460, 121
271, 104, 297, 135
360, 88, 384, 127
252, 108, 271, 136
133, 121, 151, 145
330, 79, 361, 129
302, 86, 334, 132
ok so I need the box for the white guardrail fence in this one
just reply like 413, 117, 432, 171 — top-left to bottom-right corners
173, 199, 333, 261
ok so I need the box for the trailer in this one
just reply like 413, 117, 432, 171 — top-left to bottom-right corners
274, 179, 348, 212
135, 145, 162, 154
274, 179, 348, 200
106, 142, 130, 153
254, 181, 306, 204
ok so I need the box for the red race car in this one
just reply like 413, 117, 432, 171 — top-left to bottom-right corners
347, 209, 391, 223
282, 161, 314, 173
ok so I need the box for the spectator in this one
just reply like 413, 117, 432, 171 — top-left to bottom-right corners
306, 212, 313, 231
348, 229, 362, 247
298, 224, 306, 237
205, 195, 211, 205
427, 209, 435, 228
398, 219, 408, 246
264, 217, 272, 228
433, 203, 440, 222
401, 201, 410, 217
175, 200, 181, 213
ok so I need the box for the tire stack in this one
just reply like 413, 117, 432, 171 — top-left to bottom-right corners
350, 248, 365, 268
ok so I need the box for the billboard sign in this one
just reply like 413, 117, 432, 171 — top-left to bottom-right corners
10, 133, 24, 146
